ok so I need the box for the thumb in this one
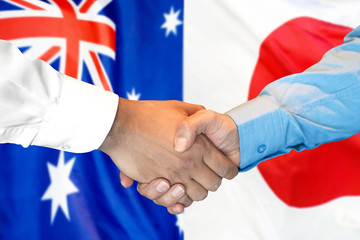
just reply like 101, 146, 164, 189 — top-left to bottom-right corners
174, 110, 214, 153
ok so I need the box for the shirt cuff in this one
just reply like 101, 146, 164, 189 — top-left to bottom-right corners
226, 95, 286, 171
32, 75, 119, 153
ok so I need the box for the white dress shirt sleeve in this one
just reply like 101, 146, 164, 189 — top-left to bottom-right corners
0, 40, 119, 153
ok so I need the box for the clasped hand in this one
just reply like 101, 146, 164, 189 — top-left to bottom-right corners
99, 98, 240, 214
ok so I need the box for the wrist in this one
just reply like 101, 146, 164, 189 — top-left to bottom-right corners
223, 114, 241, 166
99, 97, 124, 154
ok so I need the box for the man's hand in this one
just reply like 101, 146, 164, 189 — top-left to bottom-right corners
99, 99, 238, 202
175, 110, 240, 165
131, 109, 241, 214
120, 167, 193, 213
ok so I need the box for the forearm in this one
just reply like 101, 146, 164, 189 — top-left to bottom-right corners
0, 40, 118, 152
228, 26, 360, 171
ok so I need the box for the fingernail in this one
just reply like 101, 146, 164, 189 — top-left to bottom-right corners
175, 137, 188, 152
172, 186, 185, 198
156, 181, 170, 193
172, 206, 182, 214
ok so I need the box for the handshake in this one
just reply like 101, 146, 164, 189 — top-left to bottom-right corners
99, 98, 240, 215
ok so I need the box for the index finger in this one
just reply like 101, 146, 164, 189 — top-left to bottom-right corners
198, 134, 238, 180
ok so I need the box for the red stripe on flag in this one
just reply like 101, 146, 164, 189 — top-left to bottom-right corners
0, 18, 115, 51
79, 0, 96, 13
9, 0, 44, 10
39, 46, 61, 62
89, 51, 112, 92
0, 0, 115, 79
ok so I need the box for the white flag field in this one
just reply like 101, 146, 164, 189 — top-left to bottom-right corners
183, 0, 360, 239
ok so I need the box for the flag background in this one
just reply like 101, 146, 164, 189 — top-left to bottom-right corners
0, 0, 184, 239
2, 0, 360, 240
183, 0, 360, 239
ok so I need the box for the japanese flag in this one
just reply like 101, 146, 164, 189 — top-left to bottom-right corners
183, 0, 360, 239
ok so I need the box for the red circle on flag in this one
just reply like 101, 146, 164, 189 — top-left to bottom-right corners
249, 17, 360, 207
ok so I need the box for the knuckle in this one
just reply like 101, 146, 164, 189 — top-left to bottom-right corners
154, 196, 174, 207
138, 186, 154, 199
178, 119, 191, 130
209, 178, 222, 192
224, 165, 238, 180
198, 191, 208, 201
179, 157, 195, 170
198, 105, 206, 110
229, 167, 239, 179
202, 110, 217, 123
147, 191, 160, 200
218, 161, 234, 178
183, 200, 193, 208
179, 195, 193, 207
192, 190, 208, 201
159, 198, 176, 208
214, 162, 227, 178
207, 110, 217, 118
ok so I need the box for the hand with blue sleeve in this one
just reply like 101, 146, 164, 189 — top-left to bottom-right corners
134, 25, 360, 214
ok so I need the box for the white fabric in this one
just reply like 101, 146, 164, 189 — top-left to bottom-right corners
0, 40, 118, 153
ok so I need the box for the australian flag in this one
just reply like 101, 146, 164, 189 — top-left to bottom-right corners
0, 0, 183, 239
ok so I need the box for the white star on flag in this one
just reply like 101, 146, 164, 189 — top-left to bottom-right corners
161, 6, 182, 37
41, 151, 78, 224
127, 88, 141, 100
